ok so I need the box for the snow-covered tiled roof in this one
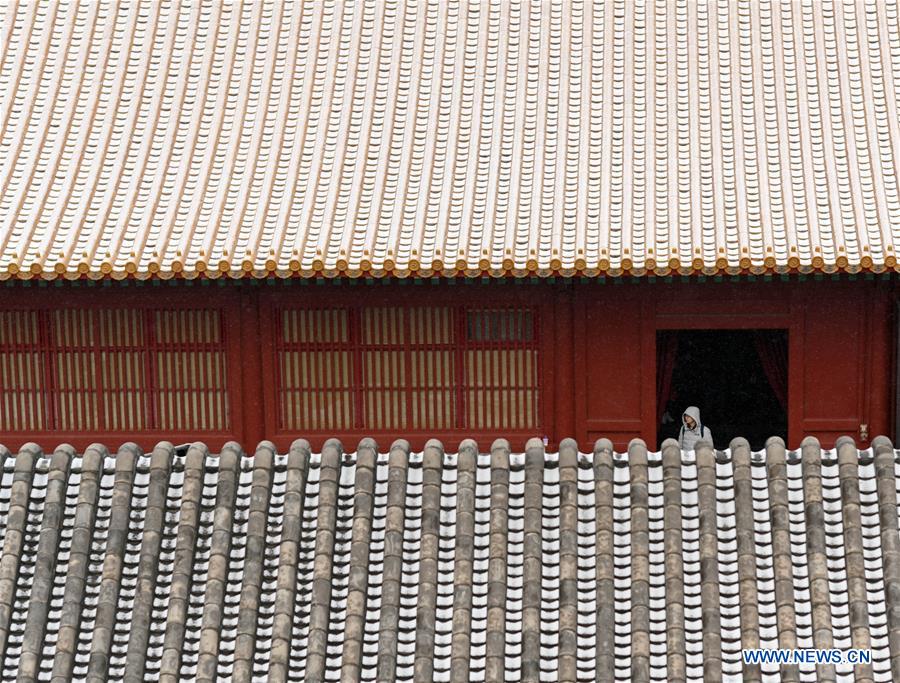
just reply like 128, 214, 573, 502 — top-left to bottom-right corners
2, 2, 900, 281
0, 435, 899, 681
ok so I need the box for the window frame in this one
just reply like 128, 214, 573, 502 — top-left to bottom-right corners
0, 286, 243, 448
261, 285, 553, 444
273, 304, 541, 432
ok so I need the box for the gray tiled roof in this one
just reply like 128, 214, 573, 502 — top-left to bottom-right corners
0, 435, 898, 682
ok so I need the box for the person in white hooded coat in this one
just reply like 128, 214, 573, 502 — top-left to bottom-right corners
678, 405, 714, 451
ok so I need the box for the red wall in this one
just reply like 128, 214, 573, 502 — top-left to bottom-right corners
570, 278, 895, 451
0, 277, 894, 453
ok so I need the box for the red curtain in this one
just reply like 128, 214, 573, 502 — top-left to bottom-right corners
753, 331, 788, 411
656, 331, 679, 422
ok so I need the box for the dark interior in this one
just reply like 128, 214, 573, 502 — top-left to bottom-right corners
657, 329, 788, 451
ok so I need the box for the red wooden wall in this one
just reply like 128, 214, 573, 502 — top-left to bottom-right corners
258, 285, 554, 451
571, 278, 894, 451
0, 285, 246, 450
0, 277, 894, 453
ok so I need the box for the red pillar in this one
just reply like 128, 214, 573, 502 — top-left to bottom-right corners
239, 285, 265, 450
553, 285, 575, 446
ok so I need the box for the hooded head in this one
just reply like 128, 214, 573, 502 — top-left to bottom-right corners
682, 406, 701, 431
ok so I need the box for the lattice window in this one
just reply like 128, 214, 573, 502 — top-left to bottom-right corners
0, 308, 229, 433
276, 305, 540, 432
408, 307, 457, 430
0, 311, 44, 431
279, 309, 355, 431
464, 309, 537, 430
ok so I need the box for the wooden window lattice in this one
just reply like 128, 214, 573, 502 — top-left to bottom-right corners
0, 308, 228, 433
276, 306, 540, 432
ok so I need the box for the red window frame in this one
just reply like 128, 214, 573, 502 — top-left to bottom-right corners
260, 285, 554, 448
272, 305, 541, 431
0, 286, 243, 451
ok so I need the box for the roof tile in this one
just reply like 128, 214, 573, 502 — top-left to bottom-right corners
0, 436, 898, 680
2, 2, 900, 278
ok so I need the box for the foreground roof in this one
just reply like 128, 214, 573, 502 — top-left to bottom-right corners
0, 435, 899, 681
2, 2, 900, 281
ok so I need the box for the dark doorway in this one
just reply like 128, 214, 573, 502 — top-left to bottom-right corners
656, 329, 788, 451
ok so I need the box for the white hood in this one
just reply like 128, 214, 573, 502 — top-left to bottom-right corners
682, 406, 702, 428
679, 406, 713, 450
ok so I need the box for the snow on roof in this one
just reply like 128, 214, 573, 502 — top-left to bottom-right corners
2, 2, 900, 281
0, 434, 898, 681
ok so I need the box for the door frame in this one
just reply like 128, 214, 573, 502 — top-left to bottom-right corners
652, 323, 793, 450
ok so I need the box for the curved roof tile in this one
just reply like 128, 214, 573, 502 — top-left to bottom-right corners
0, 437, 898, 680
2, 1, 900, 280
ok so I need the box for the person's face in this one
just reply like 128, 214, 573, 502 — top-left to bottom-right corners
684, 415, 696, 429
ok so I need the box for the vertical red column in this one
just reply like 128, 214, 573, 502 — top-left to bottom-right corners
640, 289, 657, 448
865, 280, 893, 442
239, 284, 265, 450
553, 285, 575, 447
787, 290, 805, 449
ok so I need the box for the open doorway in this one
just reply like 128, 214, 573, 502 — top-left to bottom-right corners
656, 329, 788, 451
